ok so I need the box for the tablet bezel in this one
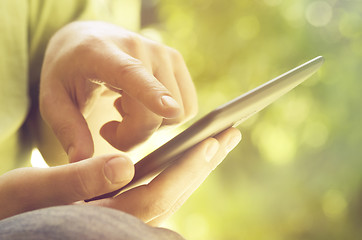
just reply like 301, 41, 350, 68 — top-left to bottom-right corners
87, 56, 324, 201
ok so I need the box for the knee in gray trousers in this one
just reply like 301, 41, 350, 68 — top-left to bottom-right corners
0, 205, 185, 240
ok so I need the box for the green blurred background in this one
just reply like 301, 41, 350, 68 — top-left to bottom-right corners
140, 0, 362, 239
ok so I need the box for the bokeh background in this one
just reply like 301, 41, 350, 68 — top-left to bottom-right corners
140, 0, 362, 239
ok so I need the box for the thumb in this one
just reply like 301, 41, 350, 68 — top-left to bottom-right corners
50, 154, 135, 202
0, 154, 134, 219
39, 82, 94, 162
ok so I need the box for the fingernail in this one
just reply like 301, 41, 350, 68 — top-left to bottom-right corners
226, 134, 242, 153
161, 95, 180, 110
104, 157, 130, 184
205, 140, 219, 162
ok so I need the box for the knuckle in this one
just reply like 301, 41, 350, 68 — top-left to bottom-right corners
118, 58, 145, 77
52, 122, 73, 143
123, 33, 143, 50
75, 34, 106, 56
133, 84, 167, 105
150, 45, 170, 70
150, 44, 181, 67
154, 44, 169, 57
71, 165, 94, 199
167, 47, 184, 63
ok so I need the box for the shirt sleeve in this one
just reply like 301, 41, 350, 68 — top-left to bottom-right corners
28, 0, 141, 87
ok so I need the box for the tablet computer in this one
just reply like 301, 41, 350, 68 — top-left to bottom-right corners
87, 56, 324, 201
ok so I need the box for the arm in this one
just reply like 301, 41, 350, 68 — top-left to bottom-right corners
7, 20, 241, 230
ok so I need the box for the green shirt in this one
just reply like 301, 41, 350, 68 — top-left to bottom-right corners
0, 0, 140, 174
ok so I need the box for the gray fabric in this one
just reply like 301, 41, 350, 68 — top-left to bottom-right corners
0, 205, 184, 240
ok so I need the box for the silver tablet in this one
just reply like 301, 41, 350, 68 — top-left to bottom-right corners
87, 56, 324, 201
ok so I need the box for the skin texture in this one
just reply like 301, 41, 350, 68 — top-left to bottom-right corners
0, 21, 242, 238
39, 21, 198, 163
0, 128, 241, 223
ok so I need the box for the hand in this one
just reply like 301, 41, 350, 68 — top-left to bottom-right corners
39, 21, 197, 162
0, 128, 241, 225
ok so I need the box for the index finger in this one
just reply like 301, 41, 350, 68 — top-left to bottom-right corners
88, 45, 181, 119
